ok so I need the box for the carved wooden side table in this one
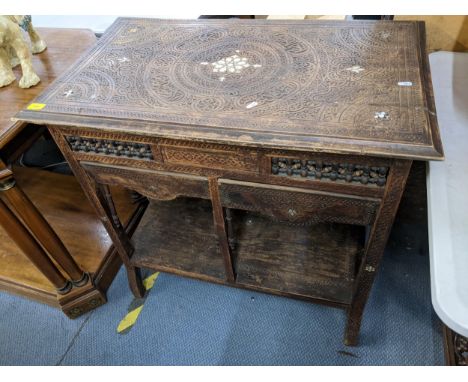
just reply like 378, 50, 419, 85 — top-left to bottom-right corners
0, 28, 146, 317
16, 18, 443, 345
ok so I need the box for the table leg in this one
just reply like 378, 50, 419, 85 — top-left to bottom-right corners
209, 178, 235, 282
224, 207, 236, 252
95, 182, 145, 298
47, 127, 144, 298
0, 162, 88, 286
344, 159, 412, 346
0, 198, 71, 294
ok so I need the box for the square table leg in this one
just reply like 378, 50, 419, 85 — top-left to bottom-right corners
344, 159, 412, 345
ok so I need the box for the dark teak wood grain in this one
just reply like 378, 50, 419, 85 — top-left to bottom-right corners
15, 18, 443, 344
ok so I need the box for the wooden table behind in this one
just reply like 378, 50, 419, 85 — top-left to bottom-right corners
0, 28, 96, 148
0, 28, 146, 315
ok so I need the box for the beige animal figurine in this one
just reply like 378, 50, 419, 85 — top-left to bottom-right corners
0, 15, 46, 88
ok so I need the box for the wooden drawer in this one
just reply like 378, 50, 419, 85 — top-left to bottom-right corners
82, 163, 210, 201
218, 179, 380, 226
160, 144, 259, 173
65, 133, 260, 177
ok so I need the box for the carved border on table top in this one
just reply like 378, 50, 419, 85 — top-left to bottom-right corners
35, 20, 431, 149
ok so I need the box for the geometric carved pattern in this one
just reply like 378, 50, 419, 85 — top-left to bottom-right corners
66, 136, 153, 159
271, 157, 388, 187
161, 145, 258, 172
19, 18, 439, 158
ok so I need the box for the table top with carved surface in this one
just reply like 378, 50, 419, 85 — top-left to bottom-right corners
15, 18, 443, 161
0, 28, 96, 149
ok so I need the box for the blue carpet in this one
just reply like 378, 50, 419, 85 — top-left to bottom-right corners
0, 244, 443, 365
0, 291, 90, 365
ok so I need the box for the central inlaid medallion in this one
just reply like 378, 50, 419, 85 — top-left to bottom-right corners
200, 50, 262, 82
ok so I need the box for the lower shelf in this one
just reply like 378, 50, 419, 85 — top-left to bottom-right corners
131, 197, 365, 305
231, 210, 364, 304
131, 197, 226, 281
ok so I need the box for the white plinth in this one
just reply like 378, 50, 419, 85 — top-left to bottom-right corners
428, 51, 468, 337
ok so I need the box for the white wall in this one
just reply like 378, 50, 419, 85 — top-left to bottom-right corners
31, 15, 200, 34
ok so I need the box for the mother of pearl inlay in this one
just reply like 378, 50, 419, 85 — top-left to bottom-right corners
200, 51, 262, 81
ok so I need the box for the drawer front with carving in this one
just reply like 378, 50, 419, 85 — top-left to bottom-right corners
218, 179, 380, 226
82, 163, 210, 201
66, 133, 262, 178
160, 145, 259, 173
